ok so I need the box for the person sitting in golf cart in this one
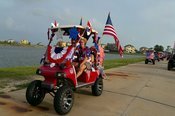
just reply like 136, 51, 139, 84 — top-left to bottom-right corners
76, 37, 92, 78
55, 41, 65, 48
146, 50, 154, 59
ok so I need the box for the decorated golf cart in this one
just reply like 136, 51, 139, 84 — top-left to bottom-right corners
145, 50, 155, 65
26, 21, 105, 115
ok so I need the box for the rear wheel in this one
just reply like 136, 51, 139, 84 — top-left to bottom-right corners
54, 85, 74, 115
91, 77, 103, 96
26, 80, 45, 106
168, 63, 172, 70
145, 59, 148, 64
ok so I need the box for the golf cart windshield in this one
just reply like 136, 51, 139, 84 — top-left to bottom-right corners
44, 24, 99, 65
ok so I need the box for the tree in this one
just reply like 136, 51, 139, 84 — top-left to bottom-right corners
154, 45, 164, 52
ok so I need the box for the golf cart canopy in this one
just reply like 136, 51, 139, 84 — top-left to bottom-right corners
50, 25, 98, 36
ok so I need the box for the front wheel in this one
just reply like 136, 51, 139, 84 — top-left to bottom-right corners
91, 77, 103, 96
54, 86, 74, 115
152, 59, 155, 65
26, 80, 45, 106
145, 59, 148, 64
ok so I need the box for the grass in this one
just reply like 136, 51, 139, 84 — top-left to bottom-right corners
0, 58, 145, 79
0, 58, 145, 91
0, 92, 4, 94
104, 57, 145, 70
0, 66, 38, 79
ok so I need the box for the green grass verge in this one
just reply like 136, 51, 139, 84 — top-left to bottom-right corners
104, 57, 145, 70
0, 66, 38, 79
0, 58, 145, 79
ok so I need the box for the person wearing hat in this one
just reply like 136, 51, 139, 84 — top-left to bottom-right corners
76, 37, 91, 78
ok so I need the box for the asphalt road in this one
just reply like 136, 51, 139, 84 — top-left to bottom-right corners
0, 61, 175, 116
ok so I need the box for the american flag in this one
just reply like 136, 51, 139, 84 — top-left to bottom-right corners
103, 13, 123, 57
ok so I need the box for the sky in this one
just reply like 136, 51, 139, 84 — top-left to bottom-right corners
0, 0, 175, 49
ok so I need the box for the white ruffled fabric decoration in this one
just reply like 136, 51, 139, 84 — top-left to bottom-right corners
50, 46, 69, 67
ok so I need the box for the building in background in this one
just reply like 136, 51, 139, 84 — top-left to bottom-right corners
124, 44, 137, 53
139, 47, 149, 54
20, 40, 30, 45
7, 39, 15, 43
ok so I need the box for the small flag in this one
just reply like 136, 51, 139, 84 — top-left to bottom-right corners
54, 20, 58, 27
83, 21, 92, 40
87, 21, 92, 29
86, 21, 92, 36
80, 17, 83, 25
103, 12, 123, 57
92, 34, 100, 51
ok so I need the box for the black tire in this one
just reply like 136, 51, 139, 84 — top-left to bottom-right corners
91, 77, 103, 96
54, 86, 74, 115
152, 59, 155, 65
145, 59, 148, 64
26, 80, 45, 106
168, 63, 172, 70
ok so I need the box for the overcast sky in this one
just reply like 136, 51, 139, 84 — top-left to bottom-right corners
0, 0, 175, 49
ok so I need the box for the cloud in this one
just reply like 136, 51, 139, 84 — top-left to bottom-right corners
131, 1, 175, 48
142, 1, 175, 25
5, 17, 15, 29
91, 18, 104, 34
31, 8, 45, 17
64, 8, 71, 16
15, 0, 46, 4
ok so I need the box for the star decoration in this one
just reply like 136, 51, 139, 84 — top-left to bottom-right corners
69, 27, 79, 40
55, 28, 64, 39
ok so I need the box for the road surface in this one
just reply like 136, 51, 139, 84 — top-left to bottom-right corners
0, 61, 175, 116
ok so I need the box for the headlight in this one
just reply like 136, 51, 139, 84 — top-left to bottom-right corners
55, 72, 66, 78
36, 69, 42, 75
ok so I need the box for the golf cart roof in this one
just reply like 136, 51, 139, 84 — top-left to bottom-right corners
50, 25, 98, 35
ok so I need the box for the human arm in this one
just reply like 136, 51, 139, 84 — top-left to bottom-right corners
80, 56, 88, 67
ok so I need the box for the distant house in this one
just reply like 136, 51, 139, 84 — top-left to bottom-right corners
7, 39, 15, 43
124, 44, 136, 53
20, 40, 30, 45
139, 47, 148, 54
